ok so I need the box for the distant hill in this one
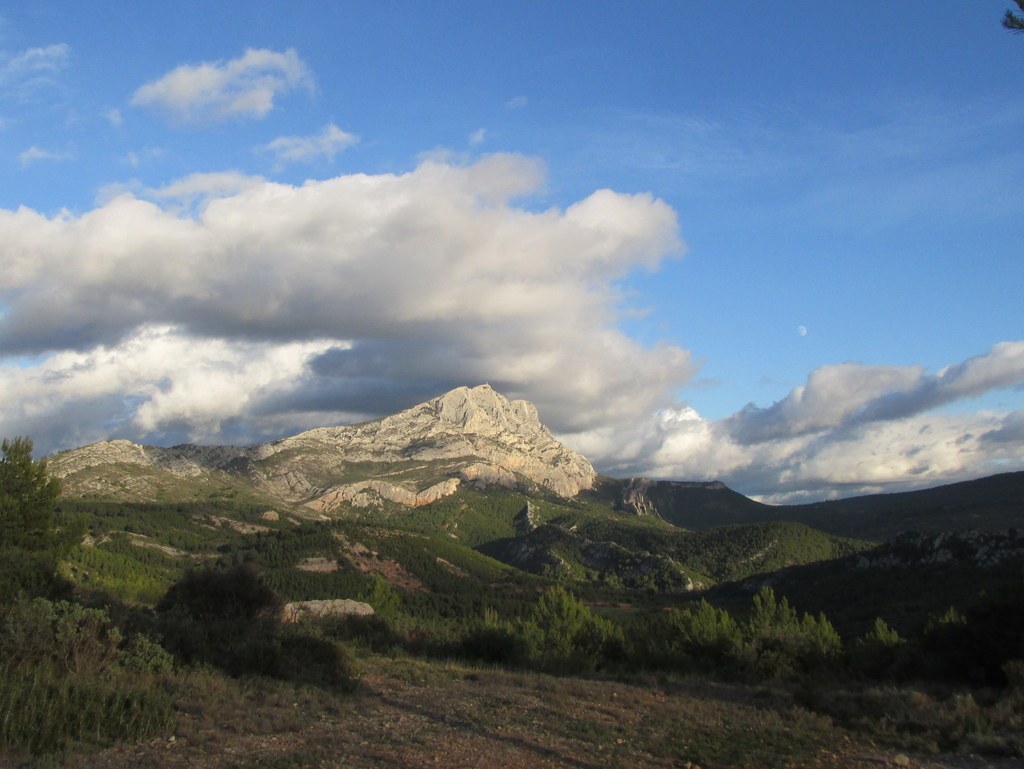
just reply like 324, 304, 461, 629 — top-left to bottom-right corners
48, 384, 1023, 540
791, 471, 1024, 540
704, 529, 1024, 637
610, 472, 1024, 541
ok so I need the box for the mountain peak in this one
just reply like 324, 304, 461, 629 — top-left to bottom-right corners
431, 384, 541, 436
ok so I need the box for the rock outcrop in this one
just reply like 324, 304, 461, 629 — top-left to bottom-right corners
621, 478, 658, 516
281, 599, 375, 623
514, 502, 538, 535
855, 530, 1024, 570
50, 384, 597, 512
49, 439, 153, 476
308, 478, 462, 512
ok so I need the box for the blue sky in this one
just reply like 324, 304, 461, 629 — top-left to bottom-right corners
1, 1, 1022, 501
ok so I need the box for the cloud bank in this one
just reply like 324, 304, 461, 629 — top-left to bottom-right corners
574, 342, 1024, 502
0, 153, 690, 455
131, 48, 313, 124
1, 149, 1021, 500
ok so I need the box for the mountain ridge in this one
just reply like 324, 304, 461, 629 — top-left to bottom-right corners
605, 470, 1024, 540
49, 384, 597, 510
46, 383, 1024, 539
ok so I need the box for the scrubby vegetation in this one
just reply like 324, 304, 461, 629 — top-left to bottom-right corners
0, 439, 359, 758
0, 598, 175, 755
2, 435, 1024, 764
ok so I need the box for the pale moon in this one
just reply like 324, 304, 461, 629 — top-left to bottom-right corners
797, 325, 808, 337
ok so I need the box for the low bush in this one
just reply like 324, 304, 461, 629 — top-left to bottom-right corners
461, 608, 530, 666
798, 683, 1024, 759
156, 564, 358, 691
848, 617, 905, 679
0, 598, 175, 755
460, 588, 624, 674
319, 613, 402, 651
744, 587, 842, 679
157, 562, 283, 622
670, 599, 744, 671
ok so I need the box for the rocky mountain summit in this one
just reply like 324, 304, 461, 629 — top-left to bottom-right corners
50, 384, 596, 511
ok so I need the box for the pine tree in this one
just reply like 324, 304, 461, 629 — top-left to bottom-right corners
522, 586, 623, 672
0, 437, 66, 601
1004, 1, 1024, 33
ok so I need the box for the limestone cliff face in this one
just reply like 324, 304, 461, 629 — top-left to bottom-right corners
274, 384, 594, 497
306, 478, 462, 512
50, 384, 597, 511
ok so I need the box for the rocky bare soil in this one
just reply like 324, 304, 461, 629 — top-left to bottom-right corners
30, 657, 1021, 769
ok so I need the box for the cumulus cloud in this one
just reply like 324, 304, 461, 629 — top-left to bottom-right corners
6, 147, 1016, 499
577, 344, 1024, 502
131, 48, 313, 124
0, 326, 345, 451
141, 170, 265, 211
262, 123, 358, 167
725, 342, 1024, 444
0, 153, 690, 455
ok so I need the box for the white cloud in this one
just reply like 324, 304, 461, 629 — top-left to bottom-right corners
724, 342, 1024, 444
0, 43, 69, 93
469, 128, 486, 145
145, 170, 264, 203
505, 95, 528, 110
262, 123, 358, 167
0, 325, 343, 449
981, 411, 1024, 446
0, 153, 689, 454
578, 345, 1024, 502
7, 148, 1016, 499
104, 108, 123, 127
131, 48, 313, 124
18, 145, 72, 166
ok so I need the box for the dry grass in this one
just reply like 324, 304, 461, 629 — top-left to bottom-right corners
7, 655, 1023, 769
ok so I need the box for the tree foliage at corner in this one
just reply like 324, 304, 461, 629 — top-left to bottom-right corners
0, 438, 60, 550
1005, 1, 1024, 33
745, 587, 842, 678
156, 562, 283, 623
0, 437, 70, 602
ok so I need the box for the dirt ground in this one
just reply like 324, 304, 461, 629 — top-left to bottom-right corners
9, 658, 1023, 769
